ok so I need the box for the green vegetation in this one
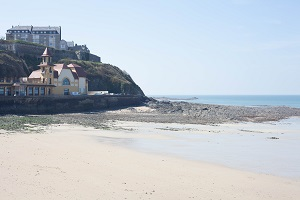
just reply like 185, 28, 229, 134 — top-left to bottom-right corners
59, 59, 144, 95
0, 50, 28, 77
4, 39, 46, 47
0, 40, 145, 95
0, 115, 60, 133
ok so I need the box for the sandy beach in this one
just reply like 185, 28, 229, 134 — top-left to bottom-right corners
1, 120, 300, 200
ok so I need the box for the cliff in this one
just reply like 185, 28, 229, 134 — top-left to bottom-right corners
0, 50, 29, 78
59, 59, 145, 95
0, 40, 145, 95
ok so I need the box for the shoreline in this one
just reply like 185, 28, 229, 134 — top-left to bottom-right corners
1, 123, 300, 199
1, 103, 300, 199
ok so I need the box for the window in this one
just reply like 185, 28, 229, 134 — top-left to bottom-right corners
0, 87, 4, 95
6, 87, 11, 96
33, 35, 39, 43
0, 78, 4, 82
63, 78, 70, 85
28, 87, 33, 95
34, 87, 39, 95
6, 78, 11, 83
64, 89, 69, 95
49, 78, 52, 84
40, 87, 45, 95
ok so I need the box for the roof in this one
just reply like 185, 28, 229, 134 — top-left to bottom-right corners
28, 69, 42, 79
7, 26, 61, 34
7, 26, 32, 31
67, 64, 87, 77
42, 47, 52, 57
29, 63, 86, 82
53, 64, 64, 75
54, 64, 79, 79
32, 26, 61, 34
72, 72, 79, 79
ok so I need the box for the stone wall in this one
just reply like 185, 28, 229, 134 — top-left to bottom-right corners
0, 40, 101, 63
89, 53, 101, 62
0, 95, 146, 114
75, 51, 101, 62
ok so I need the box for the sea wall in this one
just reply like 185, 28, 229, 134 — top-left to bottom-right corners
0, 95, 146, 114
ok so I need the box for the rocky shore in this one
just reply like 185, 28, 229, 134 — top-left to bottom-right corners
53, 99, 300, 127
1, 99, 299, 131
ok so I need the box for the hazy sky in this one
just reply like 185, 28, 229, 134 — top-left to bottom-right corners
1, 0, 300, 95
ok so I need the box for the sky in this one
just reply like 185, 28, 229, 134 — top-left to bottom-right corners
1, 0, 300, 95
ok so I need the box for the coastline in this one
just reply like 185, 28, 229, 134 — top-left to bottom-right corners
1, 123, 300, 200
1, 102, 300, 199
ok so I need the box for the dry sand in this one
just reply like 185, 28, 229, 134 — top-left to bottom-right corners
1, 122, 300, 200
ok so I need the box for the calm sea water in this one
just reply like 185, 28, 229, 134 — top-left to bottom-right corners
151, 95, 300, 108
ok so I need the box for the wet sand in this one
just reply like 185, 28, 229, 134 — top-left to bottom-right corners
1, 121, 300, 200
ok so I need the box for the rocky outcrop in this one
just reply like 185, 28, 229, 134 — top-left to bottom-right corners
0, 50, 29, 78
146, 100, 300, 123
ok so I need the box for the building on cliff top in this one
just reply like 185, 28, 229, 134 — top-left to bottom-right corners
6, 25, 62, 49
0, 48, 88, 96
4, 25, 101, 62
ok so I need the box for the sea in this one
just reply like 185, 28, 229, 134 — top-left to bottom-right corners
150, 95, 300, 108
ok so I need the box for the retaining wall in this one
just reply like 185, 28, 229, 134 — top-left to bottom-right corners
0, 41, 101, 62
0, 95, 146, 114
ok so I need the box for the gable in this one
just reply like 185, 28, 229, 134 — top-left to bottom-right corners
57, 68, 76, 82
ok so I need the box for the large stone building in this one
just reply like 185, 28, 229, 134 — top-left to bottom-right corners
6, 26, 62, 49
0, 48, 88, 96
4, 25, 101, 62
